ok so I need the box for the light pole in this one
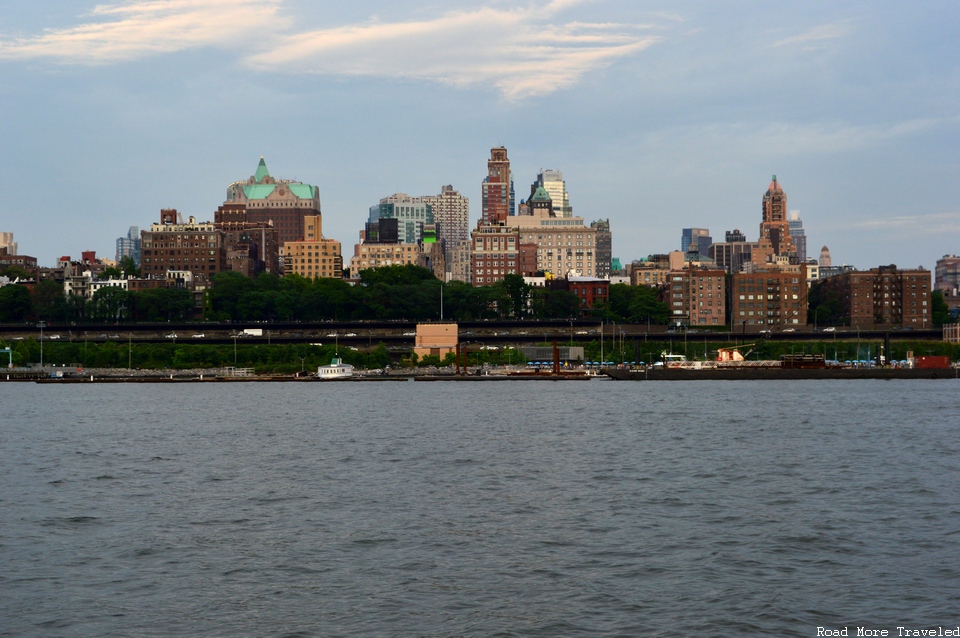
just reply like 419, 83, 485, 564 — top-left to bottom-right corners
233, 333, 238, 364
38, 321, 45, 369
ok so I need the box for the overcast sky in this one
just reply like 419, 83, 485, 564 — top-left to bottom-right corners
1, 0, 958, 271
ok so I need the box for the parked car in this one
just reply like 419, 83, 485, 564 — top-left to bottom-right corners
402, 332, 416, 336
822, 327, 836, 332
345, 333, 357, 337
783, 328, 796, 332
191, 333, 205, 338
165, 333, 177, 339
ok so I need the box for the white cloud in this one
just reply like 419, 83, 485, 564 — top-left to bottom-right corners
0, 0, 288, 63
0, 0, 660, 99
773, 23, 851, 48
245, 3, 660, 100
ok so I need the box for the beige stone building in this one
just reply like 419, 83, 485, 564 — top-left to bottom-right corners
512, 207, 598, 279
283, 215, 343, 279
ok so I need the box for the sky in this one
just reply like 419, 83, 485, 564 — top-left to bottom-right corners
1, 0, 958, 271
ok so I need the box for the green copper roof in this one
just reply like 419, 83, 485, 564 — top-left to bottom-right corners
531, 185, 552, 202
288, 183, 316, 199
243, 184, 277, 199
254, 157, 270, 183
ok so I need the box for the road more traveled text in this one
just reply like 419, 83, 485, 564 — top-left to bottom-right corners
817, 628, 960, 637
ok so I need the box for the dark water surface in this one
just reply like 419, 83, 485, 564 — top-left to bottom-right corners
1, 380, 959, 637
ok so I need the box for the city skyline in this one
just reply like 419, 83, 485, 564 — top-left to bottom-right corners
1, 1, 958, 270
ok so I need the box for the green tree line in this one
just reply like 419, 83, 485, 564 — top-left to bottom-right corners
1, 265, 671, 324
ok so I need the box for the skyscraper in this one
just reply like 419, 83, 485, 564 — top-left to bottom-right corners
681, 228, 711, 255
115, 226, 141, 266
819, 246, 832, 268
482, 147, 512, 224
788, 211, 807, 263
224, 158, 321, 245
754, 175, 796, 265
369, 193, 433, 244
422, 185, 469, 247
536, 170, 572, 218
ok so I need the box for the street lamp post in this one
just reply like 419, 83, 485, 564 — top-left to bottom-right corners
38, 321, 45, 369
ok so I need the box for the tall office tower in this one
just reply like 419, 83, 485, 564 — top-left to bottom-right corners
422, 185, 469, 248
0, 231, 17, 255
681, 228, 711, 255
224, 157, 321, 245
115, 226, 141, 266
482, 147, 513, 224
591, 219, 612, 279
819, 246, 832, 268
753, 175, 796, 265
709, 229, 757, 274
369, 193, 434, 244
536, 170, 572, 218
788, 211, 807, 263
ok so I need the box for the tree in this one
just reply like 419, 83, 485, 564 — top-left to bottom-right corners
931, 290, 950, 327
0, 285, 32, 322
118, 255, 141, 278
98, 266, 123, 280
0, 265, 33, 281
90, 286, 130, 322
497, 274, 530, 318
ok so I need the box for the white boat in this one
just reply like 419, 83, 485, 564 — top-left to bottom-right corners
316, 356, 354, 379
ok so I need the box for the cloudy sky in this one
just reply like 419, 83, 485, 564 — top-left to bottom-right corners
1, 0, 958, 270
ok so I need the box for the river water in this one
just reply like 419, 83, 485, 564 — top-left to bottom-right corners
1, 379, 958, 637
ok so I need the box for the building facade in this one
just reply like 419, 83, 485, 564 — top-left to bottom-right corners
369, 193, 433, 244
481, 147, 513, 224
115, 226, 141, 266
662, 268, 727, 327
471, 224, 520, 286
591, 219, 612, 279
681, 228, 711, 255
283, 215, 343, 279
818, 265, 931, 328
753, 176, 796, 266
140, 211, 226, 284
421, 185, 469, 249
535, 170, 572, 218
224, 158, 322, 245
788, 211, 807, 263
1, 232, 18, 256
730, 266, 808, 328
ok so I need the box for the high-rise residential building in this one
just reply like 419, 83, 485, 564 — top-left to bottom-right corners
681, 228, 711, 255
421, 185, 469, 248
0, 232, 17, 255
935, 255, 960, 293
730, 266, 808, 328
819, 246, 832, 267
753, 176, 796, 266
140, 210, 226, 284
818, 265, 931, 328
662, 268, 727, 327
535, 170, 572, 218
369, 193, 433, 244
224, 158, 322, 245
471, 224, 520, 285
283, 215, 342, 279
482, 147, 513, 224
512, 209, 598, 278
115, 226, 141, 266
788, 211, 807, 263
447, 239, 473, 283
590, 219, 612, 279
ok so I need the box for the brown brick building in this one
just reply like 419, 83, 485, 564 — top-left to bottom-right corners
140, 211, 226, 284
471, 224, 520, 286
818, 265, 931, 328
225, 158, 322, 245
661, 268, 727, 327
730, 266, 808, 328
